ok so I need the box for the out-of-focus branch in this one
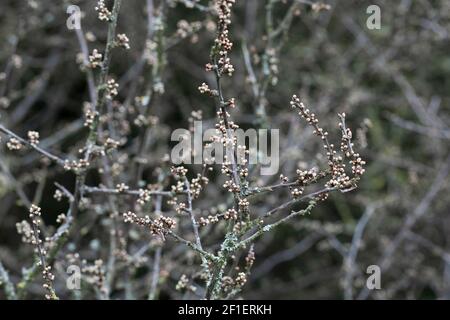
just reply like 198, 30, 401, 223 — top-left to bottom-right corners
0, 261, 17, 300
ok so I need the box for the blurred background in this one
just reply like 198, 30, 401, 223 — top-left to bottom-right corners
0, 0, 449, 299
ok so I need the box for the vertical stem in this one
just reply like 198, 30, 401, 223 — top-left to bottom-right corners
148, 247, 162, 300
0, 262, 17, 300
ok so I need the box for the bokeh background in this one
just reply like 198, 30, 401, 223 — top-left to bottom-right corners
0, 0, 449, 299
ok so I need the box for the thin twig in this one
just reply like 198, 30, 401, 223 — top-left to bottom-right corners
0, 125, 66, 166
82, 185, 176, 197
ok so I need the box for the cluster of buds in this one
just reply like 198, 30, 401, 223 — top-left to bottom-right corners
233, 221, 248, 233
220, 156, 234, 178
223, 179, 240, 193
219, 57, 234, 76
226, 97, 236, 108
311, 2, 331, 12
188, 109, 203, 131
66, 253, 80, 265
190, 174, 209, 199
189, 109, 203, 120
104, 137, 121, 151
198, 82, 217, 96
95, 0, 112, 21
123, 211, 151, 225
12, 54, 22, 68
171, 180, 185, 194
0, 96, 10, 109
234, 272, 247, 287
325, 152, 353, 190
83, 102, 98, 127
174, 201, 187, 215
239, 168, 249, 178
22, 205, 51, 273
325, 173, 351, 191
279, 174, 289, 183
212, 0, 236, 76
116, 34, 130, 50
245, 246, 255, 270
53, 189, 63, 202
143, 40, 157, 65
338, 113, 366, 179
290, 95, 336, 165
27, 131, 39, 145
123, 212, 176, 237
290, 187, 304, 199
28, 205, 44, 249
236, 145, 249, 171
175, 274, 197, 292
216, 111, 239, 135
16, 220, 34, 244
315, 192, 329, 202
199, 214, 219, 226
290, 96, 365, 191
110, 161, 125, 177
42, 265, 57, 300
224, 208, 238, 220
154, 83, 165, 97
88, 49, 103, 68
29, 204, 41, 218
64, 159, 90, 172
81, 259, 107, 296
105, 79, 119, 99
116, 183, 129, 193
133, 114, 159, 128
238, 198, 249, 212
56, 213, 66, 224
198, 207, 238, 227
6, 138, 23, 150
171, 166, 188, 179
266, 47, 279, 85
137, 188, 152, 205
176, 20, 202, 39
221, 276, 234, 291
221, 271, 248, 293
296, 168, 321, 187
